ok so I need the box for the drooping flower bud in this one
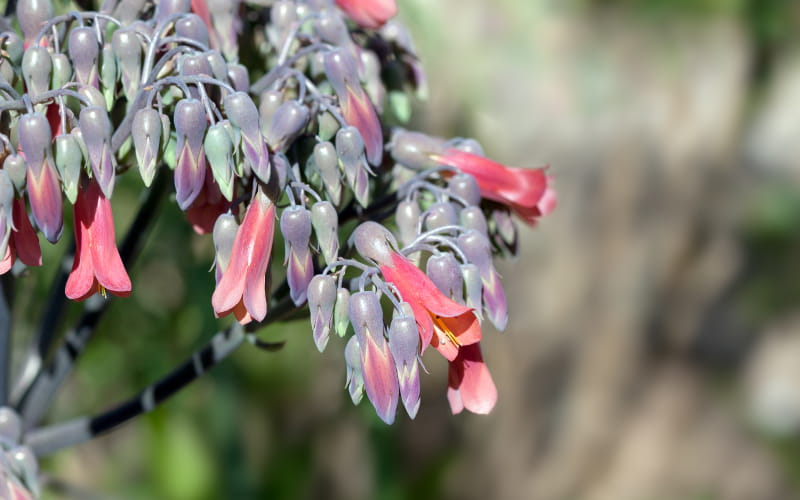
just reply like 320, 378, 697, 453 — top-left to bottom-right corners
314, 8, 351, 46
179, 53, 213, 79
461, 263, 482, 316
334, 287, 351, 337
173, 98, 207, 209
204, 121, 236, 201
280, 206, 314, 306
212, 212, 238, 283
79, 106, 117, 198
154, 0, 190, 23
344, 335, 364, 404
458, 231, 507, 331
258, 90, 283, 136
335, 126, 370, 206
0, 171, 14, 257
389, 129, 445, 170
204, 50, 228, 81
460, 206, 488, 235
131, 108, 163, 187
349, 291, 399, 424
227, 63, 249, 93
361, 50, 385, 113
351, 220, 397, 266
50, 53, 73, 90
21, 46, 52, 98
448, 173, 481, 206
3, 155, 27, 192
175, 14, 210, 47
54, 134, 85, 204
264, 100, 309, 152
207, 0, 241, 60
311, 201, 339, 265
426, 253, 463, 302
424, 202, 457, 231
18, 0, 53, 43
309, 141, 341, 204
387, 315, 421, 418
224, 92, 270, 184
68, 27, 100, 87
395, 200, 420, 246
491, 208, 518, 254
307, 274, 337, 352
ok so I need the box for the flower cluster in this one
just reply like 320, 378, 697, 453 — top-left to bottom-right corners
0, 0, 554, 426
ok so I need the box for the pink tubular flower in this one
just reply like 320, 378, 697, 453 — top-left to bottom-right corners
65, 180, 131, 301
447, 343, 497, 415
211, 188, 275, 324
0, 198, 43, 274
433, 149, 555, 225
335, 0, 397, 30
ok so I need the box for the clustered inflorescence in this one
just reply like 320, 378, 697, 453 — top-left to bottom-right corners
0, 0, 554, 494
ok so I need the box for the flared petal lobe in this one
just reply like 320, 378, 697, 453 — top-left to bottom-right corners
447, 343, 497, 415
335, 0, 397, 29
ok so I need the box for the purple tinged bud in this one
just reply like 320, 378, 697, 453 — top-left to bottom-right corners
388, 316, 421, 418
19, 114, 62, 243
334, 288, 351, 337
175, 14, 210, 47
3, 33, 24, 66
79, 86, 107, 109
179, 53, 213, 78
3, 155, 27, 192
204, 51, 228, 81
21, 46, 52, 97
280, 206, 314, 306
204, 121, 236, 201
492, 209, 518, 254
426, 253, 463, 302
173, 98, 207, 209
18, 0, 53, 43
17, 113, 51, 169
264, 101, 309, 152
315, 9, 350, 45
460, 206, 488, 235
323, 48, 359, 98
307, 274, 337, 352
112, 0, 148, 25
132, 108, 163, 187
69, 27, 100, 87
352, 221, 398, 266
448, 173, 481, 206
396, 200, 420, 246
227, 63, 249, 93
224, 92, 271, 184
271, 1, 297, 29
461, 263, 482, 315
79, 106, 117, 198
424, 202, 457, 231
271, 152, 289, 191
458, 231, 507, 331
309, 141, 341, 204
155, 0, 190, 23
344, 335, 364, 404
350, 291, 399, 424
212, 212, 238, 283
389, 129, 446, 170
207, 0, 241, 60
50, 53, 73, 90
54, 134, 84, 204
361, 50, 385, 112
258, 91, 283, 136
336, 126, 371, 207
311, 201, 339, 265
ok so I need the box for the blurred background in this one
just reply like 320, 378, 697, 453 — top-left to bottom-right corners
22, 0, 800, 498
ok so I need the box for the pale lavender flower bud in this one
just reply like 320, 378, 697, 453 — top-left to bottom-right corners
361, 50, 385, 112
50, 53, 73, 90
155, 0, 190, 23
54, 134, 84, 204
179, 53, 213, 78
315, 9, 350, 46
387, 316, 421, 418
79, 106, 117, 198
308, 274, 337, 352
68, 27, 100, 87
173, 99, 207, 209
79, 85, 107, 109
18, 113, 63, 243
18, 0, 53, 43
17, 113, 50, 168
204, 121, 236, 201
112, 0, 148, 25
424, 202, 457, 231
460, 206, 488, 235
426, 253, 463, 302
309, 141, 341, 204
264, 100, 309, 152
281, 206, 314, 306
351, 221, 397, 266
204, 50, 228, 81
224, 92, 270, 184
344, 335, 364, 404
271, 152, 289, 191
389, 129, 445, 170
491, 208, 518, 254
258, 90, 283, 136
311, 201, 339, 265
458, 231, 507, 331
448, 173, 481, 206
334, 288, 350, 337
21, 46, 52, 97
212, 212, 238, 283
461, 263, 482, 315
227, 63, 249, 93
3, 155, 26, 192
207, 0, 241, 60
271, 1, 297, 29
132, 108, 163, 187
395, 200, 420, 246
350, 291, 399, 424
175, 14, 210, 47
336, 126, 370, 206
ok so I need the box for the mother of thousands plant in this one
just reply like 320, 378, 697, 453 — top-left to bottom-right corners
0, 0, 554, 495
